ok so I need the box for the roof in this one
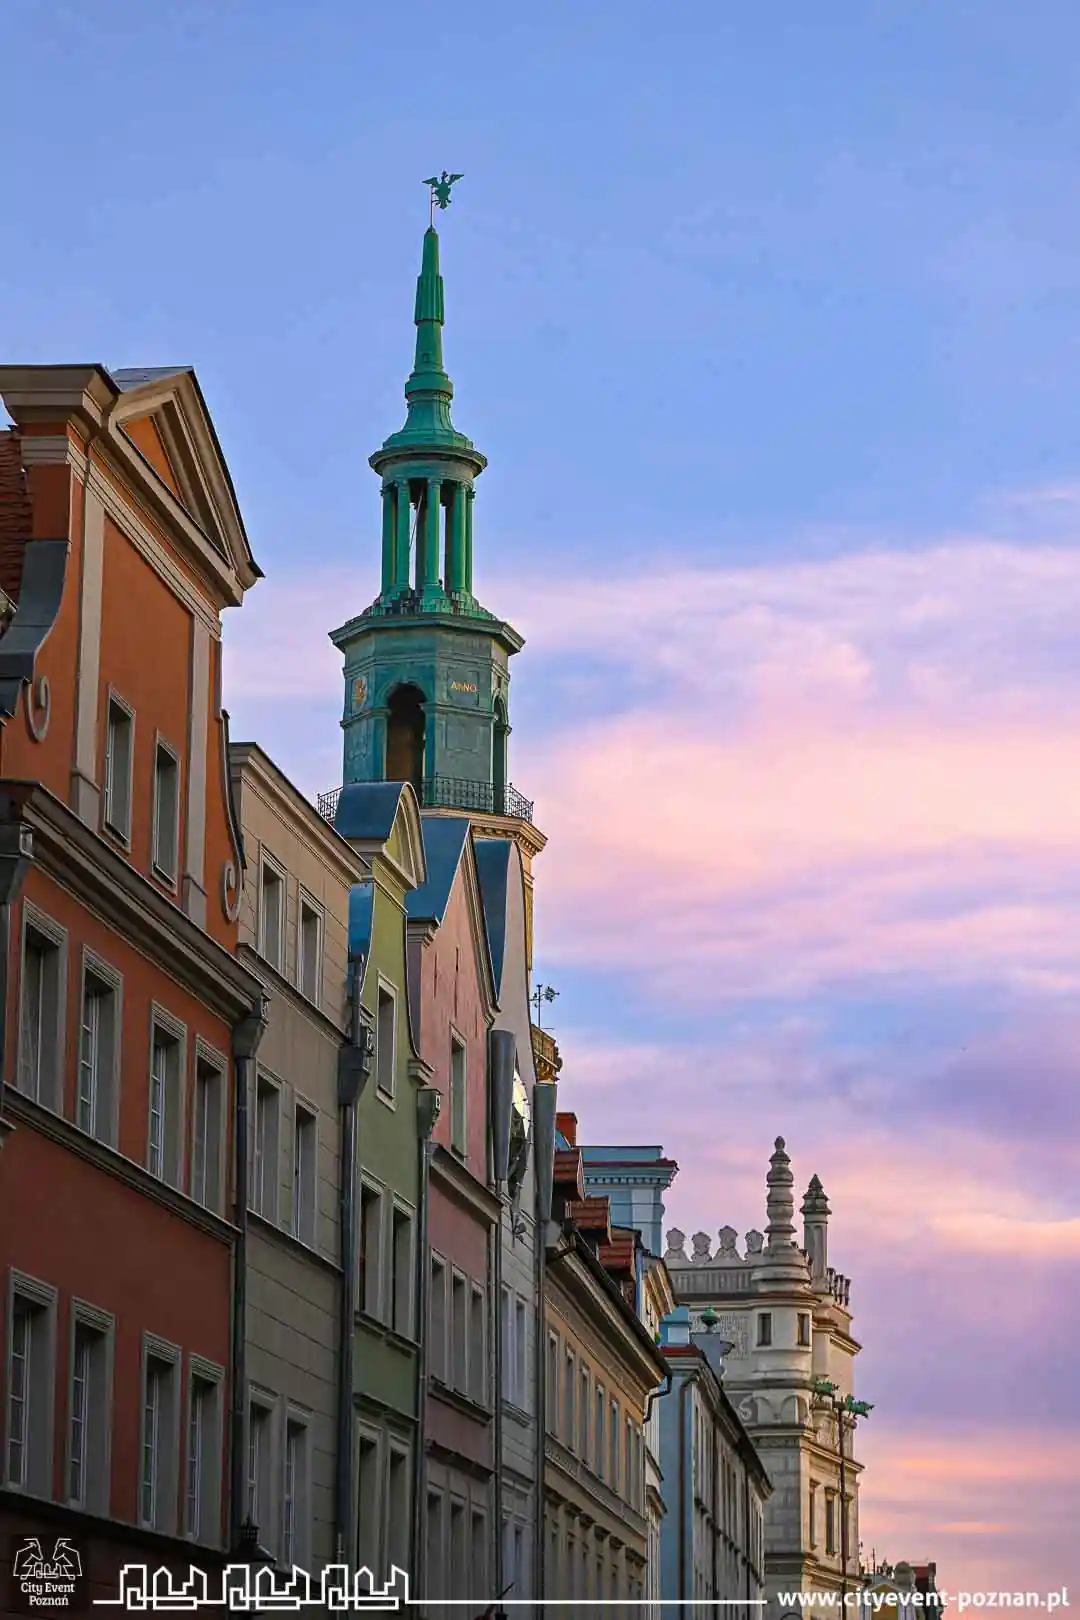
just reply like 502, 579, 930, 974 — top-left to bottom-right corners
334, 781, 412, 843
473, 836, 512, 998
110, 366, 191, 391
405, 815, 471, 924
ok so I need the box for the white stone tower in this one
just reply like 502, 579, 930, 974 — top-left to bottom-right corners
664, 1139, 864, 1609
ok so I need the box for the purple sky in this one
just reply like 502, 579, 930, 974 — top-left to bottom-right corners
6, 0, 1080, 1592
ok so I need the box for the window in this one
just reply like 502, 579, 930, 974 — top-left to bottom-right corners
386, 1445, 410, 1578
798, 1311, 811, 1347
248, 1398, 273, 1541
148, 1015, 184, 1187
449, 1032, 467, 1154
757, 1312, 772, 1347
426, 1490, 444, 1597
283, 1416, 310, 1570
68, 1307, 112, 1513
191, 1054, 223, 1212
259, 856, 285, 972
809, 1482, 818, 1548
450, 1499, 467, 1596
451, 1273, 468, 1391
564, 1350, 575, 1444
609, 1399, 619, 1490
390, 1204, 414, 1337
18, 908, 65, 1107
5, 1277, 56, 1493
357, 1431, 380, 1572
358, 1181, 384, 1318
825, 1491, 836, 1556
252, 1075, 280, 1220
470, 1286, 486, 1404
470, 1509, 489, 1597
579, 1366, 589, 1463
625, 1417, 633, 1502
298, 896, 322, 1005
376, 982, 396, 1097
186, 1363, 222, 1545
546, 1334, 559, 1429
78, 958, 119, 1144
429, 1256, 448, 1382
595, 1385, 606, 1479
293, 1105, 317, 1246
103, 694, 134, 841
515, 1297, 527, 1409
141, 1342, 179, 1532
152, 739, 180, 883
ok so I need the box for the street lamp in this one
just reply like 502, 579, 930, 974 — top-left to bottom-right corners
810, 1378, 873, 1599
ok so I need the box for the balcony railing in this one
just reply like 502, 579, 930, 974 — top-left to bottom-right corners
317, 775, 534, 826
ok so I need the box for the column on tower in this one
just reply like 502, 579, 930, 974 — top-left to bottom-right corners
394, 479, 411, 593
380, 484, 396, 594
465, 486, 475, 592
446, 481, 467, 593
423, 477, 442, 589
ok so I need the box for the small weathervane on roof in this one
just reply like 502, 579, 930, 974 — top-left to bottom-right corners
424, 170, 464, 224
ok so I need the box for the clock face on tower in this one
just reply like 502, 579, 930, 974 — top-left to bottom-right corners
352, 676, 368, 711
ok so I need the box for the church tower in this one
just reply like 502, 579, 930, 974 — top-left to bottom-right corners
328, 195, 545, 959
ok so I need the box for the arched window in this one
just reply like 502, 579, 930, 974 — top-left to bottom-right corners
385, 684, 426, 794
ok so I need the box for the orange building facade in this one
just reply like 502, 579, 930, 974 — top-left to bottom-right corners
0, 366, 266, 1605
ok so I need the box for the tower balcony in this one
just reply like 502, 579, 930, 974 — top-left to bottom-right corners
317, 774, 534, 826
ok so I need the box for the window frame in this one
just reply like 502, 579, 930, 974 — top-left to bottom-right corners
798, 1310, 812, 1347
185, 1354, 224, 1546
375, 976, 397, 1102
17, 901, 67, 1111
357, 1176, 386, 1320
257, 849, 287, 974
757, 1311, 773, 1348
469, 1283, 487, 1405
4, 1270, 58, 1495
292, 1100, 318, 1247
150, 732, 182, 888
77, 949, 123, 1146
389, 1199, 416, 1339
449, 1026, 467, 1155
191, 1040, 227, 1215
247, 1388, 277, 1549
356, 1423, 382, 1574
147, 1005, 187, 1188
385, 1440, 411, 1578
102, 687, 135, 846
282, 1405, 312, 1572
66, 1298, 115, 1514
139, 1332, 181, 1534
429, 1253, 448, 1383
296, 890, 323, 1008
252, 1071, 281, 1223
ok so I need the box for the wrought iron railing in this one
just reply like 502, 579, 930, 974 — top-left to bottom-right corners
317, 775, 534, 826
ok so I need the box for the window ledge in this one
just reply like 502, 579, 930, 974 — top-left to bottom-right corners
429, 1376, 493, 1423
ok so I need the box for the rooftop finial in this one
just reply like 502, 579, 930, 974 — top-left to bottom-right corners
765, 1136, 796, 1253
424, 170, 464, 226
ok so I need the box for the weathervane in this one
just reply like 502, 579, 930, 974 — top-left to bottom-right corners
424, 170, 464, 225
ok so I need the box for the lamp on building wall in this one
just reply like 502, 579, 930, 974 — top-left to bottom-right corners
810, 1378, 874, 1600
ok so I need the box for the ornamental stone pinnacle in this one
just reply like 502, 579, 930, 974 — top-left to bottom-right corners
765, 1135, 797, 1253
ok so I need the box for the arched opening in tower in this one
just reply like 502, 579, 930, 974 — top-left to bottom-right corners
385, 684, 426, 795
492, 697, 508, 815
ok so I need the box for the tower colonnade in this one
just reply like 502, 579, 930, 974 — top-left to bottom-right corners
379, 474, 475, 596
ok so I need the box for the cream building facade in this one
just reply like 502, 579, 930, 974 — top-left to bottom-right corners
665, 1138, 863, 1610
230, 742, 365, 1572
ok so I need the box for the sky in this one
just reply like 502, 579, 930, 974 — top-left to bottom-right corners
6, 0, 1080, 1594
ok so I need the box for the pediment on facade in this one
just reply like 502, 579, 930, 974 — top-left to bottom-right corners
109, 368, 260, 595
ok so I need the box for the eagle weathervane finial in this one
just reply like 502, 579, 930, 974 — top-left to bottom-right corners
424, 170, 464, 225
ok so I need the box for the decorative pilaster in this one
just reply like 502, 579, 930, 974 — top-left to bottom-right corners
465, 485, 475, 591
380, 485, 395, 593
446, 482, 466, 592
395, 480, 411, 592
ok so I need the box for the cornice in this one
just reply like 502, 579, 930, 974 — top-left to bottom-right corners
2, 780, 264, 1024
230, 744, 369, 890
4, 1089, 238, 1242
237, 945, 346, 1047
430, 1143, 502, 1223
547, 1235, 667, 1387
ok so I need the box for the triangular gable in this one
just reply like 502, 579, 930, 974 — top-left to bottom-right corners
108, 366, 260, 595
334, 780, 427, 894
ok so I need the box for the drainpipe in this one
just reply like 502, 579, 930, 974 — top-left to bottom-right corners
532, 1079, 557, 1619
744, 1459, 753, 1609
489, 1029, 517, 1611
335, 960, 374, 1563
0, 820, 32, 1149
711, 1399, 719, 1604
678, 1373, 691, 1603
414, 1088, 441, 1594
229, 994, 269, 1551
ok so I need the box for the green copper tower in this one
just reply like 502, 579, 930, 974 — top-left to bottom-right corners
329, 180, 536, 832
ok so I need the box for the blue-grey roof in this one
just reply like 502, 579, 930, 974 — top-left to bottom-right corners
347, 880, 375, 963
406, 815, 471, 925
473, 837, 512, 1000
109, 366, 191, 392
334, 781, 408, 843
